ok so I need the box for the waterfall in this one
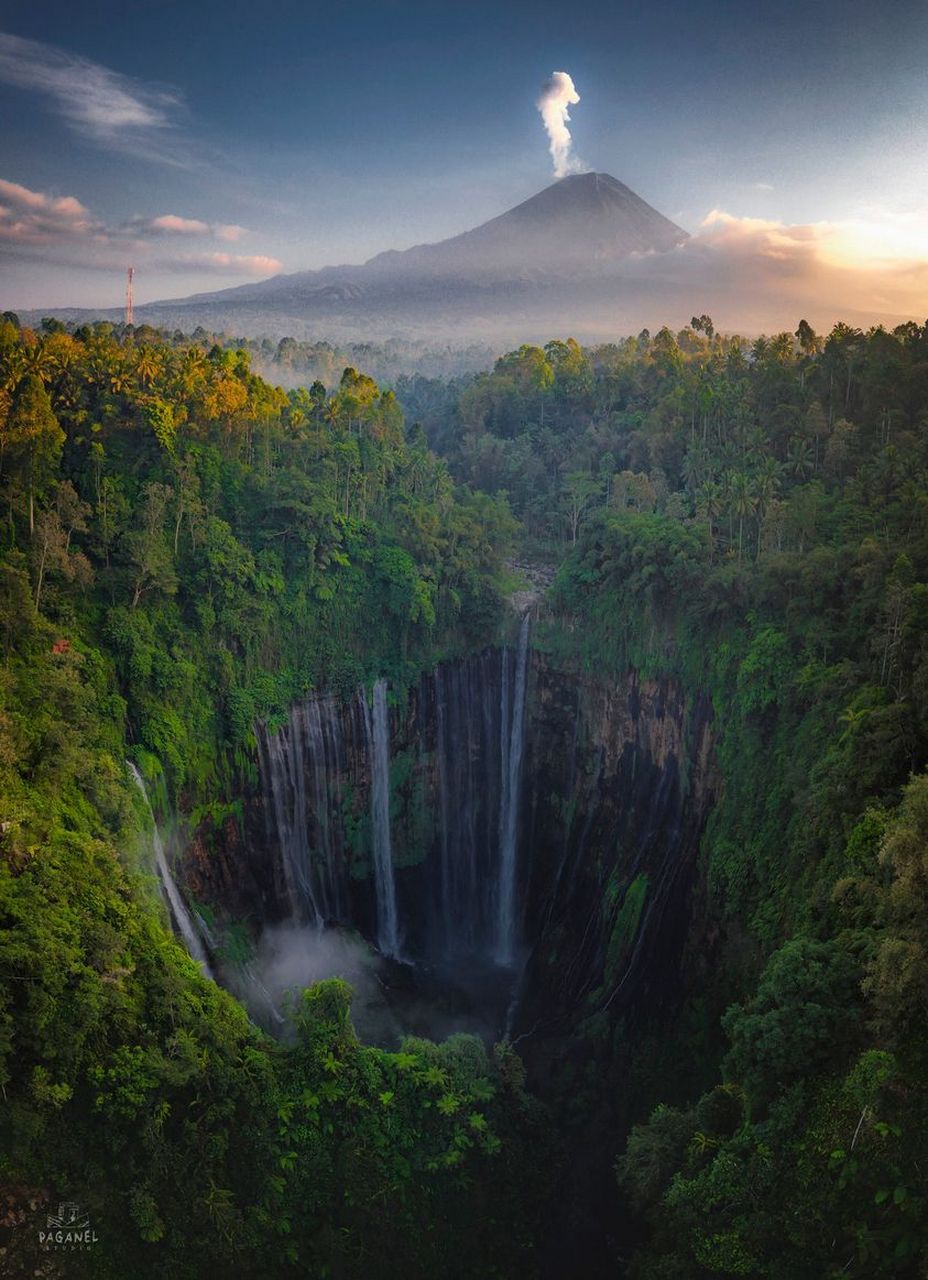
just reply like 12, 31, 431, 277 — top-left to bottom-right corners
257, 712, 320, 923
364, 679, 401, 958
498, 642, 511, 884
434, 664, 453, 945
432, 651, 507, 956
429, 631, 532, 963
253, 641, 534, 968
257, 697, 351, 926
127, 762, 214, 978
495, 612, 531, 965
304, 698, 346, 922
259, 684, 404, 952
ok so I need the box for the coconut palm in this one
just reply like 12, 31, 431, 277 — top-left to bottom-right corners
787, 435, 814, 480
754, 458, 782, 557
695, 479, 724, 560
728, 471, 757, 561
135, 345, 163, 389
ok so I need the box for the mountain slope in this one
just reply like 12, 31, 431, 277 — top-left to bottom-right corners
25, 174, 691, 341
136, 173, 686, 324
364, 171, 688, 277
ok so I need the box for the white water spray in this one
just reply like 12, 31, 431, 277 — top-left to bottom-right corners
365, 680, 401, 958
496, 613, 531, 964
127, 762, 214, 978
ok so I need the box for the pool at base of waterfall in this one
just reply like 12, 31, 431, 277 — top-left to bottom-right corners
226, 922, 524, 1048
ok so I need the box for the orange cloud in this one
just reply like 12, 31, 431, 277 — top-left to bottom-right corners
0, 177, 95, 243
688, 208, 928, 320
0, 175, 280, 283
149, 213, 211, 235
576, 207, 928, 335
0, 178, 90, 219
144, 214, 249, 242
173, 251, 281, 275
700, 207, 928, 268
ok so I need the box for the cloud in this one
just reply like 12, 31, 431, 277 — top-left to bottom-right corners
0, 31, 184, 160
149, 214, 211, 235
0, 178, 90, 220
172, 251, 282, 275
584, 206, 928, 333
697, 207, 928, 274
0, 177, 96, 243
0, 176, 279, 281
146, 215, 249, 241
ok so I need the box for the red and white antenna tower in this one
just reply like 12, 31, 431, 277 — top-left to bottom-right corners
125, 266, 135, 326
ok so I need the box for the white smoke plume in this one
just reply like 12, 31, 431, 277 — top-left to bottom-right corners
537, 71, 587, 179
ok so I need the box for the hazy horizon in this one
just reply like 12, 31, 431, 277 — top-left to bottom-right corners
1, 0, 926, 331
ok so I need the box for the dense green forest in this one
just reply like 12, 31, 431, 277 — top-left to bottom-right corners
2, 311, 928, 1277
0, 315, 542, 1278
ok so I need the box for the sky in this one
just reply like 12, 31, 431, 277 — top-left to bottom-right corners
1, 0, 927, 313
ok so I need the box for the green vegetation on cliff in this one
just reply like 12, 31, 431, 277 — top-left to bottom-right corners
528, 320, 928, 1277
0, 317, 543, 1278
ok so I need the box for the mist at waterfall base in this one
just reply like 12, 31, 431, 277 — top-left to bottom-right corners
230, 923, 521, 1048
226, 924, 402, 1044
129, 757, 513, 1046
127, 619, 533, 1046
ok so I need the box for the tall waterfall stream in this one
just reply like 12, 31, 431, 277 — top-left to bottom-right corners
365, 677, 402, 958
128, 762, 214, 979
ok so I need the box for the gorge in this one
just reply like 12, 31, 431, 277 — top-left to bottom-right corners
168, 611, 717, 1083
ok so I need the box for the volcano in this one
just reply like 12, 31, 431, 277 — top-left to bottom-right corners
74, 174, 691, 341
362, 171, 688, 278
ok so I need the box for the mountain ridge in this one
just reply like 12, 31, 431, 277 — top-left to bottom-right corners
19, 174, 697, 341
150, 172, 689, 309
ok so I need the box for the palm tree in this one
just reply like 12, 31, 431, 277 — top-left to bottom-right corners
754, 458, 782, 557
695, 479, 724, 560
135, 345, 162, 389
20, 341, 53, 381
742, 426, 768, 469
729, 472, 757, 561
0, 344, 27, 394
179, 348, 209, 398
109, 363, 130, 396
787, 436, 814, 480
682, 442, 709, 493
795, 319, 821, 358
767, 332, 794, 363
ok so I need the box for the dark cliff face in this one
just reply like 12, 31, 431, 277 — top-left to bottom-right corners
516, 661, 717, 1035
184, 646, 718, 1044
